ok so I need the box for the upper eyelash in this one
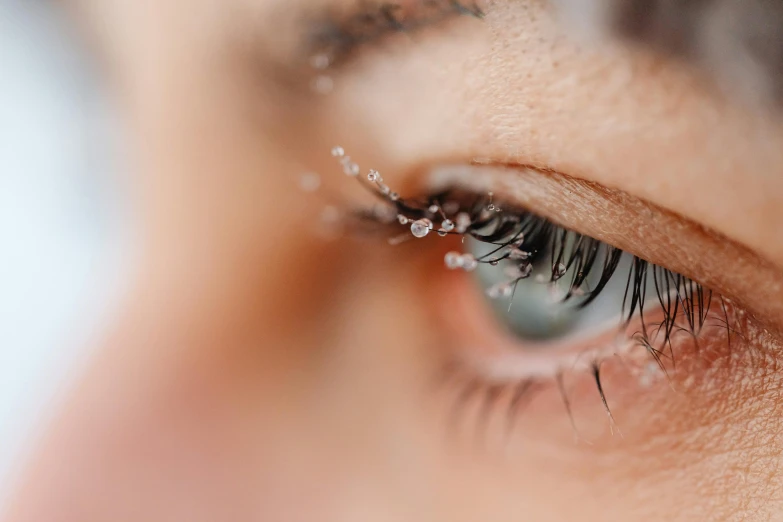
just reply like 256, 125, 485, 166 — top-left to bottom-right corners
325, 148, 739, 434
353, 184, 733, 368
306, 0, 484, 66
375, 189, 737, 434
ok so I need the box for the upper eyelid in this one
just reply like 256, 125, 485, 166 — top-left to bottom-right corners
425, 163, 783, 334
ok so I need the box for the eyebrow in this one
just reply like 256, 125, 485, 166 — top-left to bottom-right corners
304, 0, 484, 66
302, 0, 783, 107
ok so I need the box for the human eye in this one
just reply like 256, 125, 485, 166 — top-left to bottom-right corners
316, 146, 782, 445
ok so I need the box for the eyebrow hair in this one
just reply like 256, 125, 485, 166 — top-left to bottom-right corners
305, 0, 484, 66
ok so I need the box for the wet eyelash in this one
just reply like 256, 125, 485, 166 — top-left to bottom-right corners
326, 148, 733, 360
306, 0, 484, 67
320, 148, 737, 434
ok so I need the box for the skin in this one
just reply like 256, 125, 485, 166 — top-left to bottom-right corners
6, 0, 783, 520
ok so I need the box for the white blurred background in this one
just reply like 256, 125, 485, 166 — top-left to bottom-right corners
0, 0, 129, 503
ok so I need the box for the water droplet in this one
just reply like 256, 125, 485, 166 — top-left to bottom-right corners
437, 230, 447, 237
298, 172, 321, 192
389, 192, 399, 201
441, 219, 454, 232
504, 264, 532, 279
331, 146, 345, 158
489, 259, 499, 266
508, 248, 530, 260
310, 53, 330, 70
397, 215, 409, 225
444, 251, 462, 269
460, 254, 478, 272
554, 263, 567, 277
455, 212, 471, 233
367, 169, 380, 182
410, 219, 430, 238
341, 157, 359, 176
378, 183, 390, 195
428, 204, 440, 214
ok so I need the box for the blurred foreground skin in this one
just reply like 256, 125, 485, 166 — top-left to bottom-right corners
6, 1, 783, 521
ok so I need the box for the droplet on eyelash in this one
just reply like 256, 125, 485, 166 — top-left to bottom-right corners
410, 219, 431, 238
389, 192, 399, 201
486, 281, 514, 299
341, 157, 360, 177
508, 248, 530, 260
512, 234, 525, 246
312, 75, 334, 94
489, 259, 499, 266
367, 169, 381, 182
428, 204, 440, 214
331, 146, 345, 158
460, 253, 478, 272
455, 212, 471, 233
298, 172, 321, 192
437, 230, 448, 237
486, 191, 498, 212
378, 183, 390, 195
441, 219, 455, 232
310, 53, 331, 70
504, 263, 532, 279
397, 214, 409, 225
554, 263, 567, 277
444, 251, 462, 269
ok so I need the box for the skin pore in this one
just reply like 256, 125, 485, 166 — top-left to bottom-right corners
6, 0, 783, 521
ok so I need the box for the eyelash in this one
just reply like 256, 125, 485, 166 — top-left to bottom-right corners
325, 149, 737, 434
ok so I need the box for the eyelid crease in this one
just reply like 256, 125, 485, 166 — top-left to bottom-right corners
425, 162, 783, 335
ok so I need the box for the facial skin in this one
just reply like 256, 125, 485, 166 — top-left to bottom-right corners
5, 1, 783, 521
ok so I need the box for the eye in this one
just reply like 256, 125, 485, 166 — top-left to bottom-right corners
320, 147, 742, 432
